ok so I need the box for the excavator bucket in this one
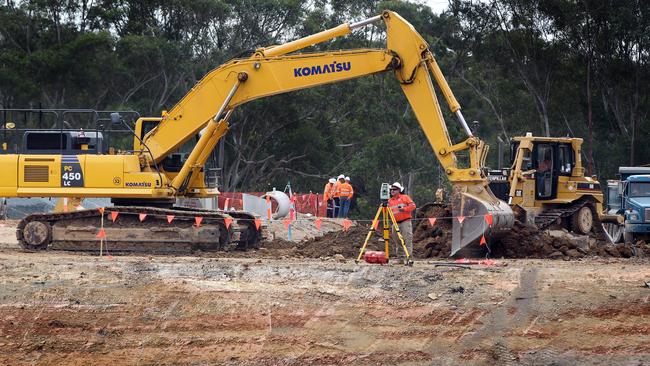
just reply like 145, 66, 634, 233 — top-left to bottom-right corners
451, 184, 514, 257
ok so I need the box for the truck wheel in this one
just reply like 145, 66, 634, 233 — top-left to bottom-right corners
571, 205, 593, 234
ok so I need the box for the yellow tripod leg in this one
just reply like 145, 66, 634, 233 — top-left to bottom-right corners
383, 206, 390, 260
387, 208, 412, 264
356, 205, 383, 263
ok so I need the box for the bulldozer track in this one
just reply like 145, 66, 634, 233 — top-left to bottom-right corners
17, 206, 265, 253
533, 199, 609, 242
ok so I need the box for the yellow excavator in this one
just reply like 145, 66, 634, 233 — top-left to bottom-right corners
1, 11, 513, 255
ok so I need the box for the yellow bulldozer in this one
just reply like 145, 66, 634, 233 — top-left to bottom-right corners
487, 134, 610, 240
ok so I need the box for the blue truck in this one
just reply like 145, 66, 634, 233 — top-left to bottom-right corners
604, 167, 650, 244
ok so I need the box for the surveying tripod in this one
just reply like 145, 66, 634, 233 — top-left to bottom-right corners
356, 200, 413, 266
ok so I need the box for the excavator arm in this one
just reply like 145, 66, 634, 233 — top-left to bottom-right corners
141, 10, 512, 255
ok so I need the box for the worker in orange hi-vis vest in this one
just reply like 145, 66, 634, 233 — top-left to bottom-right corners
388, 182, 416, 263
337, 176, 354, 218
323, 178, 336, 218
332, 174, 344, 217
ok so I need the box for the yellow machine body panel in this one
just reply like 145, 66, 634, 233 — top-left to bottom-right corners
0, 154, 173, 198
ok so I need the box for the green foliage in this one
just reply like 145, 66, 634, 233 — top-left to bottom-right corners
0, 0, 648, 217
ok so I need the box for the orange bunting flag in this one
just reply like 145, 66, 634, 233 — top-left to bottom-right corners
428, 218, 437, 227
484, 214, 493, 226
110, 211, 119, 222
254, 218, 262, 230
315, 218, 322, 230
480, 235, 487, 246
167, 215, 174, 224
139, 213, 147, 222
283, 218, 292, 230
96, 228, 106, 239
224, 217, 233, 229
372, 219, 379, 230
343, 219, 352, 231
457, 216, 465, 224
98, 207, 105, 215
195, 216, 203, 227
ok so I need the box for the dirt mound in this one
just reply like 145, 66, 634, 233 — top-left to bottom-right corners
258, 203, 649, 260
410, 203, 643, 260
262, 225, 376, 258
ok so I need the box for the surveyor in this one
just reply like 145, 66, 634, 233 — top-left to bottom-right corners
337, 175, 354, 218
388, 182, 416, 263
323, 178, 336, 218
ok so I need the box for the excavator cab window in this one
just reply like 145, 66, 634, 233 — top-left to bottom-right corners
533, 143, 557, 200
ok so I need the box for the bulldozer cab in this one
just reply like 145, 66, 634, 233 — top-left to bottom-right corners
505, 135, 584, 207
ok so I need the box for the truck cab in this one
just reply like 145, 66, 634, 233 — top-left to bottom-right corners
613, 167, 650, 243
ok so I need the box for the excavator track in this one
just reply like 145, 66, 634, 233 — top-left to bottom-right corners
17, 206, 265, 253
533, 199, 610, 243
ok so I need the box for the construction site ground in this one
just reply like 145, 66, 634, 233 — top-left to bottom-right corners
1, 219, 649, 365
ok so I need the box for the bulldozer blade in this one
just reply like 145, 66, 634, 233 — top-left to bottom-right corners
451, 184, 514, 257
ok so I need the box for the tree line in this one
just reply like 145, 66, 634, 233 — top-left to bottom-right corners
0, 0, 648, 217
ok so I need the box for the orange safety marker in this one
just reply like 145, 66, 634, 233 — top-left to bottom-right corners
343, 219, 352, 231
266, 195, 272, 220
457, 216, 465, 224
372, 219, 379, 230
315, 218, 322, 230
139, 213, 147, 222
166, 214, 174, 224
110, 211, 119, 222
484, 214, 493, 226
254, 218, 262, 230
428, 218, 437, 227
283, 218, 292, 230
98, 207, 105, 215
195, 216, 203, 227
224, 217, 233, 229
96, 228, 106, 239
480, 235, 487, 246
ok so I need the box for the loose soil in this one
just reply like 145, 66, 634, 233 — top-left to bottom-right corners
0, 221, 649, 365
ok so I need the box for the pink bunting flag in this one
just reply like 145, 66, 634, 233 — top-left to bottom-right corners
283, 218, 292, 230
110, 211, 119, 222
224, 217, 233, 229
315, 218, 322, 230
484, 214, 493, 226
195, 216, 203, 228
139, 213, 147, 222
254, 219, 262, 230
457, 216, 465, 224
428, 218, 437, 227
167, 215, 175, 224
343, 219, 352, 231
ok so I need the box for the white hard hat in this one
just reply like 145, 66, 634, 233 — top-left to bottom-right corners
329, 178, 336, 184
337, 174, 345, 180
391, 182, 404, 192
345, 176, 350, 181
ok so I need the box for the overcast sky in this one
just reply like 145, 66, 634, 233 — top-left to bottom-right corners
421, 0, 450, 14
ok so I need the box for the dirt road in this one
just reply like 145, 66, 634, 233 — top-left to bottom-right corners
0, 222, 649, 365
